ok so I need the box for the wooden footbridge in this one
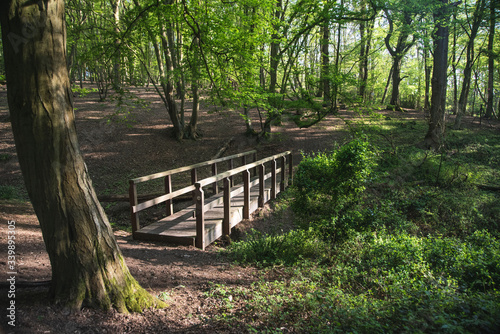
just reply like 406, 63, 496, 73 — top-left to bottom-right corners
129, 150, 293, 249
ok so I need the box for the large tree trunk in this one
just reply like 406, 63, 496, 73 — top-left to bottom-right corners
389, 56, 403, 107
424, 0, 450, 150
0, 0, 164, 312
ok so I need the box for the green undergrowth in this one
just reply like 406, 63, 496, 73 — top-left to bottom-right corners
213, 113, 500, 333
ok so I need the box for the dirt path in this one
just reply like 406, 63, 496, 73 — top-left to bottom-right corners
0, 84, 348, 333
2, 84, 495, 332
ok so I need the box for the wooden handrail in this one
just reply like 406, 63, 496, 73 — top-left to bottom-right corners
194, 151, 291, 189
130, 150, 293, 246
131, 150, 257, 184
131, 151, 291, 214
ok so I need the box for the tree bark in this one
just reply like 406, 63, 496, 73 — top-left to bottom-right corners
269, 0, 283, 95
185, 36, 201, 139
453, 0, 486, 129
485, 0, 496, 118
331, 0, 344, 112
451, 12, 458, 114
424, 45, 432, 112
381, 64, 393, 105
358, 6, 373, 102
384, 11, 415, 110
321, 15, 330, 102
0, 0, 164, 312
389, 56, 403, 107
424, 0, 450, 150
110, 0, 122, 90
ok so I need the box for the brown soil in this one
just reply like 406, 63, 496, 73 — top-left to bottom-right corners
0, 84, 496, 333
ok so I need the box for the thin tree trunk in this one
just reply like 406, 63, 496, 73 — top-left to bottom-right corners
384, 11, 415, 110
332, 1, 344, 112
185, 36, 201, 139
424, 47, 431, 111
381, 65, 394, 105
269, 0, 282, 94
133, 0, 183, 139
452, 12, 458, 114
358, 9, 373, 102
177, 22, 186, 124
485, 0, 495, 118
321, 16, 330, 102
111, 0, 122, 89
0, 0, 163, 312
454, 0, 486, 129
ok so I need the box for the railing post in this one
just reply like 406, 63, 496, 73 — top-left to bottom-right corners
223, 177, 231, 237
258, 163, 265, 207
129, 181, 139, 235
191, 168, 198, 201
243, 169, 250, 219
280, 156, 286, 192
211, 163, 218, 195
288, 152, 293, 186
195, 183, 205, 250
241, 155, 247, 183
271, 158, 277, 200
228, 159, 234, 187
164, 175, 173, 216
253, 151, 257, 177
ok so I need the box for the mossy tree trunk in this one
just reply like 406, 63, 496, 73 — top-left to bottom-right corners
0, 0, 165, 312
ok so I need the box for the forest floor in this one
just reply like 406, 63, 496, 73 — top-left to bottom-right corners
0, 84, 497, 333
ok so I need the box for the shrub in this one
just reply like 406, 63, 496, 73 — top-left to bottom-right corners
227, 228, 325, 266
0, 185, 17, 200
293, 138, 375, 242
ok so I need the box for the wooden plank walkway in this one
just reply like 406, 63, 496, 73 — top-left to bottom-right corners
129, 151, 293, 249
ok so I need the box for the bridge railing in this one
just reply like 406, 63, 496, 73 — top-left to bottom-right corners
129, 150, 293, 249
129, 150, 257, 234
193, 150, 293, 249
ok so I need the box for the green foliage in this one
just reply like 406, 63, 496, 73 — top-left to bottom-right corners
294, 138, 373, 210
293, 138, 375, 242
218, 116, 500, 332
218, 231, 500, 333
71, 85, 98, 97
360, 230, 500, 293
0, 185, 26, 201
0, 185, 16, 200
228, 228, 325, 267
0, 153, 11, 162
